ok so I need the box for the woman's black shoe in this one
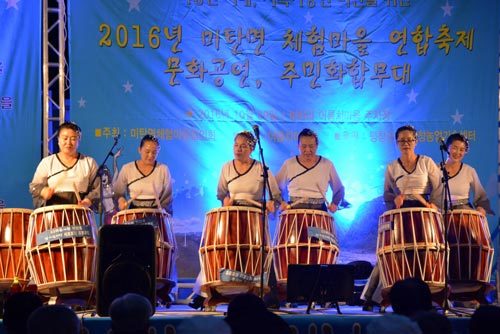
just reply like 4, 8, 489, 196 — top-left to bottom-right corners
362, 299, 376, 312
188, 295, 206, 310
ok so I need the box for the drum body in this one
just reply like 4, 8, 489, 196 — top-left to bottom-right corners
0, 208, 32, 289
272, 209, 339, 284
445, 209, 494, 283
199, 206, 272, 291
26, 205, 97, 294
111, 208, 176, 285
377, 208, 446, 289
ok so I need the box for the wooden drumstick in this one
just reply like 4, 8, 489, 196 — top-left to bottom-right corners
73, 182, 82, 203
288, 197, 308, 209
126, 190, 142, 209
315, 183, 330, 207
413, 194, 429, 208
151, 184, 162, 211
245, 198, 263, 208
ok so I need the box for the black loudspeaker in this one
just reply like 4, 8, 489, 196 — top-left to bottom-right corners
96, 224, 156, 316
287, 264, 354, 314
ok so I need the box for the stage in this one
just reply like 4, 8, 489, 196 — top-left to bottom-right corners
0, 303, 473, 334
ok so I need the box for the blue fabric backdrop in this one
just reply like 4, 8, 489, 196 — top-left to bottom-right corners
67, 0, 499, 276
0, 0, 41, 208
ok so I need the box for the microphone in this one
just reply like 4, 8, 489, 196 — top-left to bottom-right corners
439, 137, 449, 154
252, 125, 260, 139
114, 134, 121, 142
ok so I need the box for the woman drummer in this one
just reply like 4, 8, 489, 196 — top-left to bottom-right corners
362, 124, 442, 311
276, 128, 345, 211
217, 130, 281, 211
29, 122, 100, 208
189, 130, 281, 310
444, 133, 492, 215
113, 134, 173, 214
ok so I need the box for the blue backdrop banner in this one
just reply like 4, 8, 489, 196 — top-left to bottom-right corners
68, 0, 499, 276
0, 0, 41, 208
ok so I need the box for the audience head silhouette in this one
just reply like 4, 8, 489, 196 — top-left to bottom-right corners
389, 277, 433, 317
177, 315, 231, 334
367, 313, 422, 334
225, 293, 291, 334
27, 305, 80, 334
412, 311, 452, 334
469, 305, 500, 334
109, 293, 153, 334
3, 292, 43, 334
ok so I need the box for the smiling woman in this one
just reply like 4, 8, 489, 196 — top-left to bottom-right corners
29, 122, 100, 209
113, 134, 173, 214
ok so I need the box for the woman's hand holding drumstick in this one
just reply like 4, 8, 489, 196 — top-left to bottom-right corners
315, 183, 338, 213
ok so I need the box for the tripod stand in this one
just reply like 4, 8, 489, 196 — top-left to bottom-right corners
437, 140, 469, 316
253, 125, 272, 299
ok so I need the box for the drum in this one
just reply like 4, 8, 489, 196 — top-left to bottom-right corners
26, 205, 97, 294
272, 209, 339, 285
445, 209, 494, 283
0, 208, 32, 289
111, 208, 176, 286
199, 206, 272, 293
377, 207, 446, 290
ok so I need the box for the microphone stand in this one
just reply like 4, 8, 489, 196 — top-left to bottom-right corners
438, 144, 466, 316
254, 129, 270, 299
90, 135, 120, 227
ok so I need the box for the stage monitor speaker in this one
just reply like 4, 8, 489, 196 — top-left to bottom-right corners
96, 224, 156, 316
287, 264, 354, 314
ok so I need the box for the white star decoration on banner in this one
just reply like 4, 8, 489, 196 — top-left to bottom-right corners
406, 88, 419, 104
6, 0, 20, 10
122, 81, 133, 93
78, 97, 86, 108
127, 0, 141, 12
304, 11, 313, 24
451, 109, 464, 124
441, 1, 453, 17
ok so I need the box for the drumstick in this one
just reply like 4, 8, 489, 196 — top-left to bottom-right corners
413, 194, 429, 207
245, 198, 263, 208
73, 182, 82, 203
315, 183, 330, 207
151, 184, 162, 211
126, 190, 143, 209
287, 197, 309, 209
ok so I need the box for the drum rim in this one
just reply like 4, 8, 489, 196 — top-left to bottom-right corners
381, 207, 441, 216
206, 206, 263, 214
32, 204, 93, 214
279, 208, 331, 215
114, 208, 168, 215
0, 208, 33, 213
444, 208, 484, 215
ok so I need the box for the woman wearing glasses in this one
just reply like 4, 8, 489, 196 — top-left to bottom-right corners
276, 128, 345, 212
383, 125, 442, 210
362, 125, 442, 311
113, 134, 173, 214
29, 121, 100, 208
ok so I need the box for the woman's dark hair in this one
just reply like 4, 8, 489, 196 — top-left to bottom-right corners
57, 122, 81, 136
395, 125, 417, 140
235, 131, 256, 150
445, 133, 469, 152
140, 134, 160, 148
298, 128, 318, 145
